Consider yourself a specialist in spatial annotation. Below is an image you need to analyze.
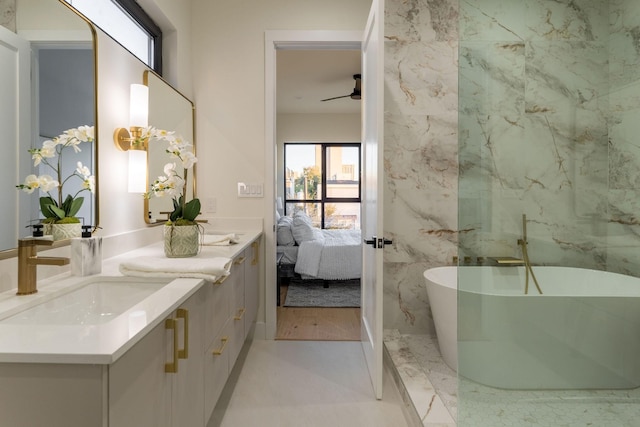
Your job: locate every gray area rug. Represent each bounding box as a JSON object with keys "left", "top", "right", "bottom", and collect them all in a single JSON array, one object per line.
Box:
[{"left": 284, "top": 279, "right": 360, "bottom": 308}]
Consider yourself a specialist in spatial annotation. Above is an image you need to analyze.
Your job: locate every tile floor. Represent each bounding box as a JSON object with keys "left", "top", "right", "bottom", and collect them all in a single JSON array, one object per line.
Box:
[
  {"left": 384, "top": 330, "right": 457, "bottom": 426},
  {"left": 385, "top": 331, "right": 640, "bottom": 427},
  {"left": 209, "top": 339, "right": 410, "bottom": 427}
]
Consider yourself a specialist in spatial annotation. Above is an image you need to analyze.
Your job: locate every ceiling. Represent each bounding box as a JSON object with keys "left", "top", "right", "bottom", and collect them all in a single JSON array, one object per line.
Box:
[{"left": 276, "top": 49, "right": 361, "bottom": 115}]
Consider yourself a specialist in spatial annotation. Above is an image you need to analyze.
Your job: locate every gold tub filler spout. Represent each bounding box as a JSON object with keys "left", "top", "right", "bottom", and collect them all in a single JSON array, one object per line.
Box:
[{"left": 517, "top": 214, "right": 543, "bottom": 295}]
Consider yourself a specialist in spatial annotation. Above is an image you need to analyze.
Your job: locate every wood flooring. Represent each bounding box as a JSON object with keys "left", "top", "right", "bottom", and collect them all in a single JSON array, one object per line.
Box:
[{"left": 276, "top": 284, "right": 361, "bottom": 341}]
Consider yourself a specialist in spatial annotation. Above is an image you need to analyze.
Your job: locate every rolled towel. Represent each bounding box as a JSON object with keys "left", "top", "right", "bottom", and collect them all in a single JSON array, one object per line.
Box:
[
  {"left": 202, "top": 233, "right": 239, "bottom": 246},
  {"left": 119, "top": 256, "right": 232, "bottom": 282}
]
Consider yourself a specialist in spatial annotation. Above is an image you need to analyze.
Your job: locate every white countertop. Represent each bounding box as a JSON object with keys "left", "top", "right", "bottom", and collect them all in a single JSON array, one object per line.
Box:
[{"left": 0, "top": 230, "right": 262, "bottom": 365}]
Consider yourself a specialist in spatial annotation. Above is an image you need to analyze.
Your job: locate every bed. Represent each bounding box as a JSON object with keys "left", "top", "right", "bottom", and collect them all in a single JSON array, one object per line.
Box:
[{"left": 276, "top": 211, "right": 362, "bottom": 281}]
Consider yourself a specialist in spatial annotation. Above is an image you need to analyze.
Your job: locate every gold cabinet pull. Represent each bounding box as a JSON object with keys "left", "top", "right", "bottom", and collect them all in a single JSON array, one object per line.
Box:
[
  {"left": 251, "top": 241, "right": 259, "bottom": 265},
  {"left": 212, "top": 337, "right": 229, "bottom": 356},
  {"left": 177, "top": 308, "right": 189, "bottom": 359},
  {"left": 234, "top": 256, "right": 246, "bottom": 265},
  {"left": 214, "top": 274, "right": 229, "bottom": 285},
  {"left": 165, "top": 318, "right": 178, "bottom": 373},
  {"left": 234, "top": 308, "right": 246, "bottom": 321}
]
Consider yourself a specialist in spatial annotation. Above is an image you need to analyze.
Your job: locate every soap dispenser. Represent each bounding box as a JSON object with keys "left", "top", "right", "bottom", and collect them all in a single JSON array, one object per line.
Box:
[{"left": 70, "top": 226, "right": 102, "bottom": 276}]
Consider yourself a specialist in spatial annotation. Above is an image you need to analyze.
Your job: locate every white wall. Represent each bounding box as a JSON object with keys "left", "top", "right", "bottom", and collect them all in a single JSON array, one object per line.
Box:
[{"left": 191, "top": 0, "right": 370, "bottom": 219}]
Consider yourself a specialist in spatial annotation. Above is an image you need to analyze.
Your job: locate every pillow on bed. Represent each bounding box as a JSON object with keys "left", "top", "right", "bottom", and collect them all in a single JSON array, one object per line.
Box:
[
  {"left": 291, "top": 213, "right": 323, "bottom": 244},
  {"left": 277, "top": 216, "right": 295, "bottom": 246},
  {"left": 294, "top": 210, "right": 312, "bottom": 225}
]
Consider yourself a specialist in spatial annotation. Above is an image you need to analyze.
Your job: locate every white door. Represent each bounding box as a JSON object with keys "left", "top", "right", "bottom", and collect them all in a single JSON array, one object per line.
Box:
[
  {"left": 361, "top": 0, "right": 385, "bottom": 400},
  {"left": 0, "top": 26, "right": 30, "bottom": 248}
]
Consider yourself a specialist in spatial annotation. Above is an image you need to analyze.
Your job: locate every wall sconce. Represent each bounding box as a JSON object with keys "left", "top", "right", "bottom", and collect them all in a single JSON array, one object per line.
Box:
[{"left": 113, "top": 84, "right": 149, "bottom": 193}]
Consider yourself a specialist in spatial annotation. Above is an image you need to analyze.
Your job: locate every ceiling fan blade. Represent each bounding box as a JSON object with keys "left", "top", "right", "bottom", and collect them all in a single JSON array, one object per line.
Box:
[{"left": 321, "top": 94, "right": 351, "bottom": 102}]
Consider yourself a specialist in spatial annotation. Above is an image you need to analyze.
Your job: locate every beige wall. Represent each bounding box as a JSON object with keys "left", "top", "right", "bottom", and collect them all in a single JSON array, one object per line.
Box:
[{"left": 191, "top": 0, "right": 370, "bottom": 219}]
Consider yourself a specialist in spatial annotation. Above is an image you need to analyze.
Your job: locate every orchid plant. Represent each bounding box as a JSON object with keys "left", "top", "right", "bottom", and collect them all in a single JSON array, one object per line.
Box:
[
  {"left": 17, "top": 125, "right": 95, "bottom": 224},
  {"left": 144, "top": 128, "right": 200, "bottom": 225}
]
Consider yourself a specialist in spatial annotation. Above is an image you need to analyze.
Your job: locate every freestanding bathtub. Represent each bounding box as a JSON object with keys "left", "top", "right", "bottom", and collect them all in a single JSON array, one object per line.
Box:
[{"left": 424, "top": 265, "right": 640, "bottom": 390}]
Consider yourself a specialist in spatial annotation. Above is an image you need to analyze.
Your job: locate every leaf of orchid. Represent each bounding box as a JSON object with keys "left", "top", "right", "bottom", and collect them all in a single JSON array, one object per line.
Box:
[
  {"left": 170, "top": 201, "right": 182, "bottom": 222},
  {"left": 39, "top": 197, "right": 57, "bottom": 219},
  {"left": 48, "top": 205, "right": 66, "bottom": 220},
  {"left": 183, "top": 198, "right": 201, "bottom": 222},
  {"left": 67, "top": 197, "right": 84, "bottom": 217}
]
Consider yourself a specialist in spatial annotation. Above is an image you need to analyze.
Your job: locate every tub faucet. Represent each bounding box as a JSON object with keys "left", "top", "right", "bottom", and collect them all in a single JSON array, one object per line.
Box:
[
  {"left": 17, "top": 238, "right": 70, "bottom": 295},
  {"left": 517, "top": 214, "right": 542, "bottom": 295}
]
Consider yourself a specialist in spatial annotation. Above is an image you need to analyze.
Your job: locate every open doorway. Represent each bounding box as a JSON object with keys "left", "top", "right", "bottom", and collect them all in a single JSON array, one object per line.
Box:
[{"left": 274, "top": 48, "right": 362, "bottom": 340}]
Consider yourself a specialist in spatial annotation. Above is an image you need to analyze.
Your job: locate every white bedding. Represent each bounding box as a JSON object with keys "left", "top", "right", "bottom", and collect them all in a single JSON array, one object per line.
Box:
[{"left": 294, "top": 229, "right": 362, "bottom": 280}]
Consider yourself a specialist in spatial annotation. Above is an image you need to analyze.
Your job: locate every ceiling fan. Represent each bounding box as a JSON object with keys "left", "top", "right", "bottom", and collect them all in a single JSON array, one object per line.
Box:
[{"left": 321, "top": 74, "right": 361, "bottom": 102}]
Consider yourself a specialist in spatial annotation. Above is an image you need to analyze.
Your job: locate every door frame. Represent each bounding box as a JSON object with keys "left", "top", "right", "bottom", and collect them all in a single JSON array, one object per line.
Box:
[{"left": 263, "top": 30, "right": 362, "bottom": 339}]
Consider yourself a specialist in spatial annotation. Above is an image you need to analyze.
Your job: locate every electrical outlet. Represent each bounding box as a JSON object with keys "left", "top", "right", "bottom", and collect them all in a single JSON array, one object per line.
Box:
[{"left": 204, "top": 197, "right": 216, "bottom": 213}]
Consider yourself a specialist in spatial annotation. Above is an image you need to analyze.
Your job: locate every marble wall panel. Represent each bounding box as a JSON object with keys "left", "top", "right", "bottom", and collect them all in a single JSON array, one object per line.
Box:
[
  {"left": 386, "top": 0, "right": 458, "bottom": 42},
  {"left": 384, "top": 0, "right": 640, "bottom": 335},
  {"left": 384, "top": 40, "right": 458, "bottom": 116},
  {"left": 383, "top": 0, "right": 459, "bottom": 334},
  {"left": 0, "top": 0, "right": 16, "bottom": 32},
  {"left": 609, "top": 0, "right": 640, "bottom": 88}
]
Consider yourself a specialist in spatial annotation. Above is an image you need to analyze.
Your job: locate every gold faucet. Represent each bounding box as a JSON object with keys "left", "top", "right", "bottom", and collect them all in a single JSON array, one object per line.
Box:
[
  {"left": 517, "top": 214, "right": 543, "bottom": 295},
  {"left": 17, "top": 238, "right": 70, "bottom": 295}
]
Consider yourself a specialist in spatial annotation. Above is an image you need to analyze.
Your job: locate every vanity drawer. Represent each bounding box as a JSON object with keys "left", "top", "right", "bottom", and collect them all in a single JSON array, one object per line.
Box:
[
  {"left": 204, "top": 319, "right": 232, "bottom": 421},
  {"left": 203, "top": 276, "right": 231, "bottom": 348}
]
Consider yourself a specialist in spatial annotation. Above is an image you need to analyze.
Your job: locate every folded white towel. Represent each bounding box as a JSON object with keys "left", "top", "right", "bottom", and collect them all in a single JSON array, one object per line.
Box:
[
  {"left": 119, "top": 256, "right": 233, "bottom": 282},
  {"left": 202, "top": 233, "right": 239, "bottom": 246}
]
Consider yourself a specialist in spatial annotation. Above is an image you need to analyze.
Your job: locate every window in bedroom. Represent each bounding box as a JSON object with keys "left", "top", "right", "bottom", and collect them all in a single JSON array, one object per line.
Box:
[
  {"left": 64, "top": 0, "right": 162, "bottom": 73},
  {"left": 284, "top": 143, "right": 361, "bottom": 230}
]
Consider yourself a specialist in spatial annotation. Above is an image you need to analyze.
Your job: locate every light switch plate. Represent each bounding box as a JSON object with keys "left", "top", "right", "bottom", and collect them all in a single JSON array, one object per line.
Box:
[{"left": 238, "top": 182, "right": 263, "bottom": 198}]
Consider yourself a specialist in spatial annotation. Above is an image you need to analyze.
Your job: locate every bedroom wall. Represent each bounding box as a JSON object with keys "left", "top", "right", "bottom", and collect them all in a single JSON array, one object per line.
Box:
[{"left": 276, "top": 113, "right": 361, "bottom": 202}]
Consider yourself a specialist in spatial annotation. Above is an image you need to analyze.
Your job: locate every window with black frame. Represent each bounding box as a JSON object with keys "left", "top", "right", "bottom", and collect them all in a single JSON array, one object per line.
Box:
[
  {"left": 64, "top": 0, "right": 162, "bottom": 74},
  {"left": 284, "top": 143, "right": 361, "bottom": 230}
]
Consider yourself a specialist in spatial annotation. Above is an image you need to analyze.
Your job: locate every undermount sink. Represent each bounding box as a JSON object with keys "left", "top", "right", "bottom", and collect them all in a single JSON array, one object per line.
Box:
[{"left": 1, "top": 278, "right": 172, "bottom": 325}]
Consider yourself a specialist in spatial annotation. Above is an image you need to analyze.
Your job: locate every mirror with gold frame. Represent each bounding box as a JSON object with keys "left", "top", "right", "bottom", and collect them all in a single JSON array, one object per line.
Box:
[
  {"left": 143, "top": 70, "right": 196, "bottom": 224},
  {"left": 0, "top": 0, "right": 98, "bottom": 257}
]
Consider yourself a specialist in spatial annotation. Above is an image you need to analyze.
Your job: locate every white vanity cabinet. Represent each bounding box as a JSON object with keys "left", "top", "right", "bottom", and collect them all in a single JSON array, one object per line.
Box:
[
  {"left": 203, "top": 237, "right": 261, "bottom": 421},
  {"left": 245, "top": 240, "right": 260, "bottom": 331},
  {"left": 109, "top": 284, "right": 205, "bottom": 427},
  {"left": 0, "top": 285, "right": 206, "bottom": 427},
  {"left": 0, "top": 233, "right": 262, "bottom": 427}
]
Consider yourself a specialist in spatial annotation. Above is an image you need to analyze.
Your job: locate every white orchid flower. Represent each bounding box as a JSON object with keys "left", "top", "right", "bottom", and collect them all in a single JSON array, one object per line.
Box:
[
  {"left": 75, "top": 125, "right": 94, "bottom": 142},
  {"left": 31, "top": 140, "right": 57, "bottom": 166},
  {"left": 181, "top": 151, "right": 197, "bottom": 169},
  {"left": 62, "top": 133, "right": 82, "bottom": 153},
  {"left": 164, "top": 174, "right": 184, "bottom": 197},
  {"left": 39, "top": 174, "right": 59, "bottom": 192},
  {"left": 18, "top": 125, "right": 95, "bottom": 221},
  {"left": 155, "top": 128, "right": 176, "bottom": 141},
  {"left": 163, "top": 162, "right": 178, "bottom": 176},
  {"left": 18, "top": 175, "right": 40, "bottom": 194},
  {"left": 18, "top": 174, "right": 59, "bottom": 193},
  {"left": 150, "top": 175, "right": 169, "bottom": 197},
  {"left": 76, "top": 161, "right": 91, "bottom": 178},
  {"left": 83, "top": 175, "right": 95, "bottom": 193}
]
